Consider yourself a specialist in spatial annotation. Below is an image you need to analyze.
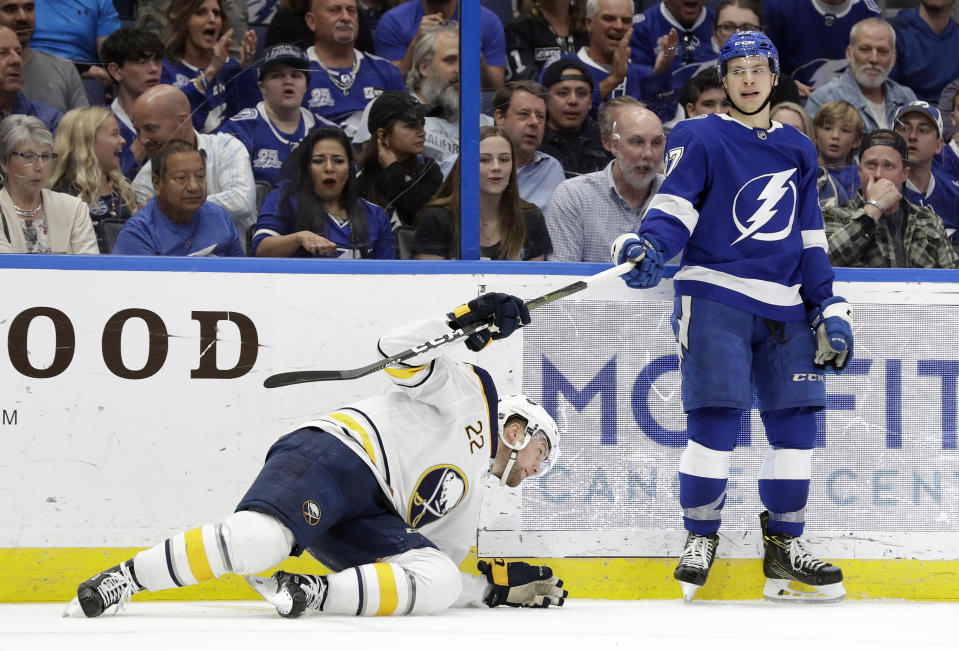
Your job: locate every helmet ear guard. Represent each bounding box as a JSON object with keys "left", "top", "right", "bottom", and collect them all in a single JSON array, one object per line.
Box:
[{"left": 496, "top": 394, "right": 561, "bottom": 486}]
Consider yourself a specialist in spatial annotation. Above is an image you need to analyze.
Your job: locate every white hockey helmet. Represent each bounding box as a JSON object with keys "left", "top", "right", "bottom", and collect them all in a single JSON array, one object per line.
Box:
[{"left": 497, "top": 394, "right": 560, "bottom": 485}]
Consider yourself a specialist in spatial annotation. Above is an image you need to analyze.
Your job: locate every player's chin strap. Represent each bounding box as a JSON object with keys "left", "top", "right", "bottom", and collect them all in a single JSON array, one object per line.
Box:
[
  {"left": 723, "top": 78, "right": 778, "bottom": 117},
  {"left": 498, "top": 431, "right": 533, "bottom": 486}
]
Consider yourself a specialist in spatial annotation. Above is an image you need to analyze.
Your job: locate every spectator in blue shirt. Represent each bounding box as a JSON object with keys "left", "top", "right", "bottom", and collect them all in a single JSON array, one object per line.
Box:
[
  {"left": 31, "top": 0, "right": 121, "bottom": 88},
  {"left": 114, "top": 138, "right": 244, "bottom": 256},
  {"left": 891, "top": 0, "right": 959, "bottom": 104},
  {"left": 375, "top": 0, "right": 506, "bottom": 89},
  {"left": 0, "top": 26, "right": 61, "bottom": 132},
  {"left": 252, "top": 126, "right": 394, "bottom": 258}
]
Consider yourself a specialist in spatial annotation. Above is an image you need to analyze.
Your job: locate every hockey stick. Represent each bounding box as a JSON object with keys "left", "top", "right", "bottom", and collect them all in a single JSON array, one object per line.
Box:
[{"left": 263, "top": 260, "right": 639, "bottom": 387}]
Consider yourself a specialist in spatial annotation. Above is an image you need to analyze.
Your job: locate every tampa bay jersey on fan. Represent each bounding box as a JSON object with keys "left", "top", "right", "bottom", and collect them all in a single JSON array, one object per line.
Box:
[
  {"left": 304, "top": 47, "right": 406, "bottom": 135},
  {"left": 639, "top": 112, "right": 834, "bottom": 321},
  {"left": 764, "top": 0, "right": 881, "bottom": 88},
  {"left": 629, "top": 2, "right": 717, "bottom": 94},
  {"left": 220, "top": 102, "right": 337, "bottom": 186},
  {"left": 299, "top": 317, "right": 498, "bottom": 566}
]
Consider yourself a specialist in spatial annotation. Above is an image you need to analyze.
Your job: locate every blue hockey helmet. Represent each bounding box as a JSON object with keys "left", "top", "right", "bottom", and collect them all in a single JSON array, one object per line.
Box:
[{"left": 718, "top": 30, "right": 780, "bottom": 78}]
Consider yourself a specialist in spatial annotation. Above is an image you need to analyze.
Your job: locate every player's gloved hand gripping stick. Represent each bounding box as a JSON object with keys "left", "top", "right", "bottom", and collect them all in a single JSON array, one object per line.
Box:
[
  {"left": 263, "top": 261, "right": 639, "bottom": 387},
  {"left": 477, "top": 559, "right": 567, "bottom": 608}
]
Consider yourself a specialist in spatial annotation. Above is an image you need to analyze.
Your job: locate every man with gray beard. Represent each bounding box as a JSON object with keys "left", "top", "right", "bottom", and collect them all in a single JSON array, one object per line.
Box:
[
  {"left": 806, "top": 17, "right": 916, "bottom": 132},
  {"left": 545, "top": 97, "right": 666, "bottom": 262},
  {"left": 353, "top": 26, "right": 492, "bottom": 160}
]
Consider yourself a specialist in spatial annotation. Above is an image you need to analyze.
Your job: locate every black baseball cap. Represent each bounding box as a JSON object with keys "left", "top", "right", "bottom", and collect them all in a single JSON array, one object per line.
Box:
[
  {"left": 540, "top": 58, "right": 595, "bottom": 92},
  {"left": 368, "top": 91, "right": 440, "bottom": 133},
  {"left": 859, "top": 128, "right": 909, "bottom": 161},
  {"left": 258, "top": 44, "right": 309, "bottom": 80}
]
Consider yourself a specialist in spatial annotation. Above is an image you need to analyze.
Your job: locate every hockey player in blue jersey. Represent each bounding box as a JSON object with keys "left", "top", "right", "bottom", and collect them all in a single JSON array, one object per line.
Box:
[{"left": 612, "top": 31, "right": 855, "bottom": 603}]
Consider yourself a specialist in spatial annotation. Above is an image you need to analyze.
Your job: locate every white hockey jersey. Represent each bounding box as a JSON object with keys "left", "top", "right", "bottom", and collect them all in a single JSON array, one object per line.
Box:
[{"left": 299, "top": 317, "right": 499, "bottom": 567}]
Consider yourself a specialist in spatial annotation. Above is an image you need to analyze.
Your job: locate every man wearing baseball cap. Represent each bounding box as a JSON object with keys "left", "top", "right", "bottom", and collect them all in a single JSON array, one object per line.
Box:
[
  {"left": 538, "top": 58, "right": 611, "bottom": 179},
  {"left": 893, "top": 100, "right": 959, "bottom": 239},
  {"left": 220, "top": 44, "right": 337, "bottom": 188},
  {"left": 823, "top": 128, "right": 959, "bottom": 268}
]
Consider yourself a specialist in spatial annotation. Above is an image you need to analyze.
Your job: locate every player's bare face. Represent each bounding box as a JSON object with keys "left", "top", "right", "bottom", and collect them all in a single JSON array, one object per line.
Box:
[
  {"left": 723, "top": 56, "right": 773, "bottom": 114},
  {"left": 497, "top": 90, "right": 546, "bottom": 160},
  {"left": 847, "top": 24, "right": 894, "bottom": 90},
  {"left": 815, "top": 120, "right": 860, "bottom": 166},
  {"left": 187, "top": 0, "right": 222, "bottom": 52},
  {"left": 310, "top": 0, "right": 358, "bottom": 45},
  {"left": 547, "top": 79, "right": 592, "bottom": 130},
  {"left": 504, "top": 434, "right": 551, "bottom": 487},
  {"left": 386, "top": 118, "right": 426, "bottom": 157},
  {"left": 260, "top": 67, "right": 308, "bottom": 112},
  {"left": 478, "top": 135, "right": 512, "bottom": 197},
  {"left": 894, "top": 113, "right": 942, "bottom": 166},
  {"left": 586, "top": 0, "right": 633, "bottom": 58},
  {"left": 859, "top": 145, "right": 908, "bottom": 191},
  {"left": 310, "top": 138, "right": 350, "bottom": 204}
]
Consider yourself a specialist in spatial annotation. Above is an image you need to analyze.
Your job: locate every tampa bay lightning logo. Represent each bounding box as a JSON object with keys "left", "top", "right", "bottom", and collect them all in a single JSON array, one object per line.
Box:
[
  {"left": 408, "top": 465, "right": 468, "bottom": 528},
  {"left": 731, "top": 168, "right": 797, "bottom": 244}
]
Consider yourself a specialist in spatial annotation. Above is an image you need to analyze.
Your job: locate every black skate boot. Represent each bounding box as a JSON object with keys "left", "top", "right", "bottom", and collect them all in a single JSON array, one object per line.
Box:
[
  {"left": 247, "top": 571, "right": 328, "bottom": 618},
  {"left": 64, "top": 559, "right": 143, "bottom": 617},
  {"left": 673, "top": 531, "right": 719, "bottom": 602},
  {"left": 760, "top": 510, "right": 845, "bottom": 603}
]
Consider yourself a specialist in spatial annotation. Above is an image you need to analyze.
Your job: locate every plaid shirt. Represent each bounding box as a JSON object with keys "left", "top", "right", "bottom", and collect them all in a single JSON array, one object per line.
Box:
[{"left": 823, "top": 195, "right": 959, "bottom": 269}]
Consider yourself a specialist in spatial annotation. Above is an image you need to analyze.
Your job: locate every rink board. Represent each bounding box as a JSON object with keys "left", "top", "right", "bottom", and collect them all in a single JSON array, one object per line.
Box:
[{"left": 0, "top": 258, "right": 957, "bottom": 601}]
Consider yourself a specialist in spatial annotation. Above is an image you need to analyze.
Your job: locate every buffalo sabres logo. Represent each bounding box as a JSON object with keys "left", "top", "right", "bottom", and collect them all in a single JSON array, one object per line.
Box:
[
  {"left": 302, "top": 500, "right": 321, "bottom": 526},
  {"left": 408, "top": 465, "right": 468, "bottom": 528},
  {"left": 731, "top": 168, "right": 797, "bottom": 244}
]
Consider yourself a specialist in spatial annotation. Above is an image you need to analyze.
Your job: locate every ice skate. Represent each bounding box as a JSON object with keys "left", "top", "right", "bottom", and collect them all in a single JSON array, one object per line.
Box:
[
  {"left": 247, "top": 571, "right": 328, "bottom": 618},
  {"left": 760, "top": 511, "right": 845, "bottom": 603},
  {"left": 673, "top": 531, "right": 719, "bottom": 602},
  {"left": 63, "top": 560, "right": 143, "bottom": 617}
]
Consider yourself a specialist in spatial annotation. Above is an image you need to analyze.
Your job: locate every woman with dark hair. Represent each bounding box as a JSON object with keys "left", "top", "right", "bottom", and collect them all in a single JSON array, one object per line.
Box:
[
  {"left": 252, "top": 127, "right": 395, "bottom": 258},
  {"left": 161, "top": 0, "right": 259, "bottom": 133},
  {"left": 357, "top": 91, "right": 442, "bottom": 229},
  {"left": 413, "top": 126, "right": 551, "bottom": 261},
  {"left": 505, "top": 0, "right": 588, "bottom": 82}
]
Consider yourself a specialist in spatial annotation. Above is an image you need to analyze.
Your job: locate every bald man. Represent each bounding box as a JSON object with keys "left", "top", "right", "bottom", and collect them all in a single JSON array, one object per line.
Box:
[
  {"left": 546, "top": 97, "right": 666, "bottom": 262},
  {"left": 0, "top": 25, "right": 61, "bottom": 132},
  {"left": 130, "top": 84, "right": 256, "bottom": 252}
]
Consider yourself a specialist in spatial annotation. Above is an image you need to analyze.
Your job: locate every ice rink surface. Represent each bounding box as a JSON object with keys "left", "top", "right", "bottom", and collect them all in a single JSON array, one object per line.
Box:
[{"left": 2, "top": 599, "right": 956, "bottom": 651}]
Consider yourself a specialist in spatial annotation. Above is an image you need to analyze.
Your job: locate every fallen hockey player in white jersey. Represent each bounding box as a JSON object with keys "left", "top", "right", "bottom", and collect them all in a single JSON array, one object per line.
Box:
[{"left": 65, "top": 292, "right": 567, "bottom": 618}]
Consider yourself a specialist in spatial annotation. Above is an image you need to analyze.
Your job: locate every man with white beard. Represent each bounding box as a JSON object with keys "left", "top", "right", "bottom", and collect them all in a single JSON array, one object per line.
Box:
[
  {"left": 545, "top": 97, "right": 666, "bottom": 262},
  {"left": 352, "top": 26, "right": 492, "bottom": 161},
  {"left": 806, "top": 17, "right": 917, "bottom": 133}
]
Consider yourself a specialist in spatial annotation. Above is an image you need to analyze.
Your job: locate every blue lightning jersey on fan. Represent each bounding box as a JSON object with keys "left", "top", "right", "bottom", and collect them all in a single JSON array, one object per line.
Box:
[
  {"left": 162, "top": 58, "right": 259, "bottom": 133},
  {"left": 765, "top": 0, "right": 880, "bottom": 89},
  {"left": 639, "top": 114, "right": 834, "bottom": 321},
  {"left": 303, "top": 47, "right": 406, "bottom": 134},
  {"left": 219, "top": 102, "right": 336, "bottom": 186},
  {"left": 561, "top": 49, "right": 674, "bottom": 123},
  {"left": 934, "top": 140, "right": 959, "bottom": 184},
  {"left": 629, "top": 3, "right": 717, "bottom": 93},
  {"left": 903, "top": 169, "right": 959, "bottom": 236}
]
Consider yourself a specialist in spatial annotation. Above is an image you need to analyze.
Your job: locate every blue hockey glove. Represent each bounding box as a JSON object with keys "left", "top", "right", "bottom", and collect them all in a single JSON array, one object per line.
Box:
[
  {"left": 610, "top": 233, "right": 665, "bottom": 289},
  {"left": 808, "top": 296, "right": 854, "bottom": 372},
  {"left": 477, "top": 559, "right": 567, "bottom": 608},
  {"left": 449, "top": 293, "right": 531, "bottom": 352}
]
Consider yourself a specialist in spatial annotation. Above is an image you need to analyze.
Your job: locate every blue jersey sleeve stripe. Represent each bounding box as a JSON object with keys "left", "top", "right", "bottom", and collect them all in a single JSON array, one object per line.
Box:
[
  {"left": 674, "top": 265, "right": 803, "bottom": 307},
  {"left": 801, "top": 229, "right": 827, "bottom": 250}
]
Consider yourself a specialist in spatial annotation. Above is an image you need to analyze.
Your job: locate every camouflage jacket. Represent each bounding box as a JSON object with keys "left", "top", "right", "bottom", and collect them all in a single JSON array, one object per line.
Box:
[{"left": 822, "top": 195, "right": 959, "bottom": 269}]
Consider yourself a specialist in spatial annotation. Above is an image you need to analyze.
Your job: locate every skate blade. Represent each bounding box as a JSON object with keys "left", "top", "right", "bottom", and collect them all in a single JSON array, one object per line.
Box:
[
  {"left": 245, "top": 574, "right": 294, "bottom": 615},
  {"left": 763, "top": 578, "right": 846, "bottom": 604},
  {"left": 679, "top": 581, "right": 701, "bottom": 603},
  {"left": 62, "top": 597, "right": 82, "bottom": 618}
]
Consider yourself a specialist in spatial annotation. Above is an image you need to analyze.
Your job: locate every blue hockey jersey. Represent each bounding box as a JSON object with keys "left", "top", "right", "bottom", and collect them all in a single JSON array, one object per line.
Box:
[
  {"left": 219, "top": 102, "right": 336, "bottom": 186},
  {"left": 765, "top": 0, "right": 880, "bottom": 89},
  {"left": 891, "top": 9, "right": 959, "bottom": 103},
  {"left": 629, "top": 2, "right": 716, "bottom": 93},
  {"left": 639, "top": 114, "right": 834, "bottom": 321},
  {"left": 303, "top": 47, "right": 407, "bottom": 135},
  {"left": 162, "top": 58, "right": 259, "bottom": 133},
  {"left": 933, "top": 140, "right": 959, "bottom": 183},
  {"left": 563, "top": 49, "right": 674, "bottom": 123},
  {"left": 903, "top": 169, "right": 959, "bottom": 236}
]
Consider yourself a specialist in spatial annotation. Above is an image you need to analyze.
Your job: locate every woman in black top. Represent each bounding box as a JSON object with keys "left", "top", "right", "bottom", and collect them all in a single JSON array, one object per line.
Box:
[
  {"left": 505, "top": 0, "right": 588, "bottom": 81},
  {"left": 413, "top": 126, "right": 551, "bottom": 261},
  {"left": 357, "top": 91, "right": 442, "bottom": 230}
]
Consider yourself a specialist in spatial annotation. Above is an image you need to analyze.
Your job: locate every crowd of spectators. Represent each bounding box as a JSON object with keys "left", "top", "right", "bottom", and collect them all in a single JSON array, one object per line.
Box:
[{"left": 0, "top": 0, "right": 957, "bottom": 269}]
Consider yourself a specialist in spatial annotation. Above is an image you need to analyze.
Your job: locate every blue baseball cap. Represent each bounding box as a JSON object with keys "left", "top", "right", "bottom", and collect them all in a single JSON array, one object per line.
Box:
[
  {"left": 895, "top": 100, "right": 944, "bottom": 138},
  {"left": 258, "top": 44, "right": 309, "bottom": 80}
]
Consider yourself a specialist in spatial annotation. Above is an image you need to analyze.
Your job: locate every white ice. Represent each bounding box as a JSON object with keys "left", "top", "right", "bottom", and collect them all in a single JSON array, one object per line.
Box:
[{"left": 2, "top": 599, "right": 956, "bottom": 651}]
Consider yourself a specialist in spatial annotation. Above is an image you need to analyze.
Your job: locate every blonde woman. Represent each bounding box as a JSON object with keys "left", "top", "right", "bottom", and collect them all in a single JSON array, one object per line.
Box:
[{"left": 48, "top": 108, "right": 139, "bottom": 253}]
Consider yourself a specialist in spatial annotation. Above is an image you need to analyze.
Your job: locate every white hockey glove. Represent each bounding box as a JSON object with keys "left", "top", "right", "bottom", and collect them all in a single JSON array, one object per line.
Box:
[
  {"left": 808, "top": 296, "right": 854, "bottom": 372},
  {"left": 477, "top": 559, "right": 567, "bottom": 608}
]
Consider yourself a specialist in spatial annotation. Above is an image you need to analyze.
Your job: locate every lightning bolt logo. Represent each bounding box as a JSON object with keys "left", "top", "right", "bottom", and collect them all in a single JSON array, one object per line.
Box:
[{"left": 731, "top": 168, "right": 797, "bottom": 244}]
